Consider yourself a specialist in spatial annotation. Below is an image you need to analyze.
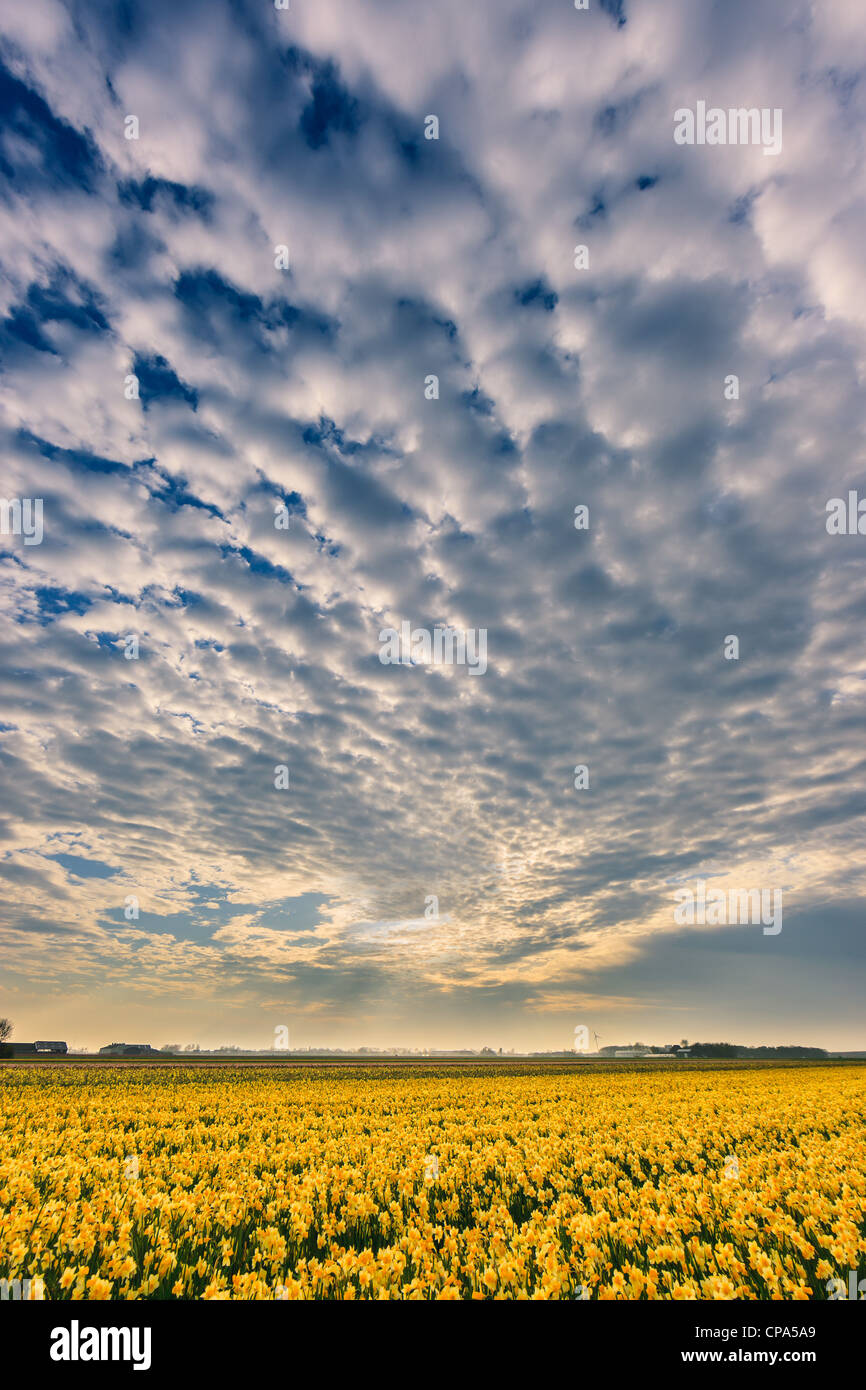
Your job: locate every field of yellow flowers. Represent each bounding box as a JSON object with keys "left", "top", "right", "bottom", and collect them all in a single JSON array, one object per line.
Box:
[{"left": 1, "top": 1062, "right": 864, "bottom": 1300}]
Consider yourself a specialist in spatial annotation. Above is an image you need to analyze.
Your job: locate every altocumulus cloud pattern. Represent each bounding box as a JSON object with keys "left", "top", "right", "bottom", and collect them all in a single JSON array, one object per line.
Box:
[{"left": 0, "top": 0, "right": 865, "bottom": 1049}]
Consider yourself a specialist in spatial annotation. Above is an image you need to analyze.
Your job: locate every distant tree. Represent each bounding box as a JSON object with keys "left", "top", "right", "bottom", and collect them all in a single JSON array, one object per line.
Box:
[
  {"left": 0, "top": 1018, "right": 12, "bottom": 1042},
  {"left": 690, "top": 1042, "right": 739, "bottom": 1058},
  {"left": 740, "top": 1044, "right": 827, "bottom": 1059}
]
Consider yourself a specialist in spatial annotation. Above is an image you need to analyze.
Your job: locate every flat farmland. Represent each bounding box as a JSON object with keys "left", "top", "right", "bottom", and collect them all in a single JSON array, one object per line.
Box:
[{"left": 1, "top": 1062, "right": 863, "bottom": 1300}]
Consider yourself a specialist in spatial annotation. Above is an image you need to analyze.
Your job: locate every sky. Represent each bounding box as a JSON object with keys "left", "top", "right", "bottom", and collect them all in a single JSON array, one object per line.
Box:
[{"left": 0, "top": 0, "right": 864, "bottom": 1052}]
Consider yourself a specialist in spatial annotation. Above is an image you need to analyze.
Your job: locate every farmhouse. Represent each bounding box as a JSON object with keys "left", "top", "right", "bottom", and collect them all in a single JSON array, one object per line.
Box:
[{"left": 6, "top": 1040, "right": 67, "bottom": 1056}]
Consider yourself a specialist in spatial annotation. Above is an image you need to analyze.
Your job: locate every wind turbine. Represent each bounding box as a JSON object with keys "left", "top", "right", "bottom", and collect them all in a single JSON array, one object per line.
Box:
[{"left": 593, "top": 1032, "right": 601, "bottom": 1053}]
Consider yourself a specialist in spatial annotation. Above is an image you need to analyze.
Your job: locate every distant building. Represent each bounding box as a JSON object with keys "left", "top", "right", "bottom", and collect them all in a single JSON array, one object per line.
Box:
[
  {"left": 602, "top": 1042, "right": 691, "bottom": 1059},
  {"left": 34, "top": 1041, "right": 67, "bottom": 1054},
  {"left": 98, "top": 1043, "right": 161, "bottom": 1057},
  {"left": 5, "top": 1041, "right": 67, "bottom": 1056}
]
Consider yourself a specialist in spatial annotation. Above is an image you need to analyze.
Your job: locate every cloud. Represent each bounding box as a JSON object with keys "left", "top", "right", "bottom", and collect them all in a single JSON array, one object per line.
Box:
[{"left": 0, "top": 0, "right": 864, "bottom": 1048}]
